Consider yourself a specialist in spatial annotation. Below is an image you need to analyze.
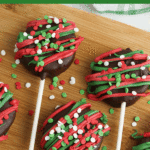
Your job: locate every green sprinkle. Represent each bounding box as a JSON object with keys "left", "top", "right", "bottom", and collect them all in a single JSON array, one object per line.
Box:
[
  {"left": 61, "top": 141, "right": 66, "bottom": 147},
  {"left": 67, "top": 119, "right": 72, "bottom": 124},
  {"left": 104, "top": 131, "right": 110, "bottom": 136},
  {"left": 49, "top": 134, "right": 54, "bottom": 138},
  {"left": 134, "top": 116, "right": 140, "bottom": 122},
  {"left": 98, "top": 130, "right": 104, "bottom": 136},
  {"left": 39, "top": 25, "right": 43, "bottom": 28},
  {"left": 54, "top": 44, "right": 58, "bottom": 49},
  {"left": 68, "top": 136, "right": 73, "bottom": 140},
  {"left": 52, "top": 147, "right": 57, "bottom": 150},
  {"left": 98, "top": 61, "right": 103, "bottom": 65},
  {"left": 116, "top": 82, "right": 120, "bottom": 87},
  {"left": 37, "top": 61, "right": 44, "bottom": 67},
  {"left": 70, "top": 39, "right": 75, "bottom": 42},
  {"left": 108, "top": 74, "right": 112, "bottom": 79},
  {"left": 37, "top": 43, "right": 41, "bottom": 49},
  {"left": 61, "top": 124, "right": 65, "bottom": 129},
  {"left": 81, "top": 98, "right": 86, "bottom": 103},
  {"left": 37, "top": 18, "right": 41, "bottom": 20},
  {"left": 131, "top": 73, "right": 136, "bottom": 78},
  {"left": 102, "top": 146, "right": 107, "bottom": 150},
  {"left": 63, "top": 18, "right": 67, "bottom": 23},
  {"left": 50, "top": 43, "right": 54, "bottom": 48},
  {"left": 125, "top": 74, "right": 130, "bottom": 79},
  {"left": 18, "top": 38, "right": 23, "bottom": 43},
  {"left": 12, "top": 63, "right": 17, "bottom": 68},
  {"left": 42, "top": 32, "right": 46, "bottom": 37},
  {"left": 62, "top": 92, "right": 67, "bottom": 98},
  {"left": 108, "top": 82, "right": 112, "bottom": 86},
  {"left": 59, "top": 46, "right": 64, "bottom": 52},
  {"left": 47, "top": 19, "right": 52, "bottom": 24},
  {"left": 52, "top": 82, "right": 57, "bottom": 87},
  {"left": 86, "top": 137, "right": 90, "bottom": 141},
  {"left": 70, "top": 46, "right": 75, "bottom": 49},
  {"left": 64, "top": 115, "right": 70, "bottom": 120},
  {"left": 48, "top": 118, "right": 53, "bottom": 123},
  {"left": 88, "top": 146, "right": 94, "bottom": 150},
  {"left": 44, "top": 15, "right": 49, "bottom": 20},
  {"left": 109, "top": 108, "right": 114, "bottom": 114},
  {"left": 100, "top": 113, "right": 108, "bottom": 124},
  {"left": 46, "top": 33, "right": 52, "bottom": 39},
  {"left": 107, "top": 91, "right": 112, "bottom": 95},
  {"left": 113, "top": 67, "right": 118, "bottom": 70},
  {"left": 53, "top": 76, "right": 58, "bottom": 82},
  {"left": 80, "top": 89, "right": 85, "bottom": 95},
  {"left": 11, "top": 74, "right": 17, "bottom": 79},
  {"left": 147, "top": 101, "right": 150, "bottom": 104},
  {"left": 125, "top": 87, "right": 129, "bottom": 93},
  {"left": 42, "top": 41, "right": 46, "bottom": 46}
]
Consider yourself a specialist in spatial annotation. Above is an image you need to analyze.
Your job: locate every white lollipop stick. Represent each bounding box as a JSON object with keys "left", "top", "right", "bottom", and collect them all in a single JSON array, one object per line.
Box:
[
  {"left": 29, "top": 79, "right": 45, "bottom": 150},
  {"left": 116, "top": 102, "right": 126, "bottom": 150}
]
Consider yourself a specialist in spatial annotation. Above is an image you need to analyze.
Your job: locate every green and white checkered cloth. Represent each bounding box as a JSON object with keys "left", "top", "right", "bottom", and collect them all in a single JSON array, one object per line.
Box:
[{"left": 85, "top": 4, "right": 150, "bottom": 15}]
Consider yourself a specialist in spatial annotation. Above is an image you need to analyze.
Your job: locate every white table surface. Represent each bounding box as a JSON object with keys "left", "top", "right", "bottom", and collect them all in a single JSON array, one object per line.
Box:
[{"left": 64, "top": 4, "right": 150, "bottom": 32}]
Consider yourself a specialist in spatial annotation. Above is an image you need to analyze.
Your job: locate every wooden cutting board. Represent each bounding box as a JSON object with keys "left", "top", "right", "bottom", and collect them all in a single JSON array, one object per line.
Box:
[{"left": 0, "top": 4, "right": 150, "bottom": 150}]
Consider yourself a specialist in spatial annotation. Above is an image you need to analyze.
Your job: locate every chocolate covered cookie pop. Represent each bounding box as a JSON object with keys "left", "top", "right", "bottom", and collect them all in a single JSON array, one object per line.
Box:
[
  {"left": 15, "top": 16, "right": 84, "bottom": 80},
  {"left": 0, "top": 82, "right": 19, "bottom": 141},
  {"left": 40, "top": 99, "right": 111, "bottom": 150},
  {"left": 85, "top": 48, "right": 150, "bottom": 108},
  {"left": 132, "top": 130, "right": 150, "bottom": 150}
]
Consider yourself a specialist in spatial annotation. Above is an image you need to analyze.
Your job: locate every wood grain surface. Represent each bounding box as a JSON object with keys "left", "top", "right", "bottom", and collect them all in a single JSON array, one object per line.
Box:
[{"left": 0, "top": 4, "right": 150, "bottom": 150}]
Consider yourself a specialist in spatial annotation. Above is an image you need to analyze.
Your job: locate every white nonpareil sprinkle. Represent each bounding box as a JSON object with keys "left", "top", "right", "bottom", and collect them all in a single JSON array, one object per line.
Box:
[
  {"left": 1, "top": 50, "right": 6, "bottom": 56},
  {"left": 118, "top": 61, "right": 122, "bottom": 67},
  {"left": 61, "top": 130, "right": 65, "bottom": 134},
  {"left": 73, "top": 133, "right": 78, "bottom": 138},
  {"left": 58, "top": 121, "right": 63, "bottom": 125},
  {"left": 58, "top": 136, "right": 62, "bottom": 139},
  {"left": 45, "top": 46, "right": 48, "bottom": 49},
  {"left": 25, "top": 82, "right": 31, "bottom": 88},
  {"left": 58, "top": 86, "right": 63, "bottom": 90},
  {"left": 49, "top": 16, "right": 53, "bottom": 18},
  {"left": 37, "top": 49, "right": 42, "bottom": 54},
  {"left": 46, "top": 24, "right": 51, "bottom": 29},
  {"left": 55, "top": 127, "right": 61, "bottom": 133},
  {"left": 69, "top": 124, "right": 73, "bottom": 129},
  {"left": 58, "top": 59, "right": 63, "bottom": 64},
  {"left": 104, "top": 61, "right": 109, "bottom": 66},
  {"left": 94, "top": 146, "right": 97, "bottom": 148},
  {"left": 54, "top": 17, "right": 59, "bottom": 24},
  {"left": 15, "top": 44, "right": 17, "bottom": 48},
  {"left": 132, "top": 91, "right": 137, "bottom": 95},
  {"left": 77, "top": 108, "right": 82, "bottom": 113},
  {"left": 4, "top": 87, "right": 7, "bottom": 93},
  {"left": 73, "top": 125, "right": 78, "bottom": 131},
  {"left": 70, "top": 80, "right": 75, "bottom": 85},
  {"left": 74, "top": 139, "right": 79, "bottom": 143},
  {"left": 71, "top": 77, "right": 75, "bottom": 81},
  {"left": 131, "top": 61, "right": 135, "bottom": 66},
  {"left": 52, "top": 33, "right": 56, "bottom": 38},
  {"left": 14, "top": 47, "right": 18, "bottom": 53},
  {"left": 132, "top": 122, "right": 137, "bottom": 127},
  {"left": 147, "top": 56, "right": 150, "bottom": 60},
  {"left": 74, "top": 113, "right": 79, "bottom": 118},
  {"left": 142, "top": 75, "right": 146, "bottom": 79},
  {"left": 34, "top": 39, "right": 39, "bottom": 44},
  {"left": 98, "top": 124, "right": 103, "bottom": 130},
  {"left": 91, "top": 137, "right": 96, "bottom": 143},
  {"left": 15, "top": 59, "right": 20, "bottom": 64},
  {"left": 56, "top": 28, "right": 59, "bottom": 31},
  {"left": 120, "top": 55, "right": 125, "bottom": 59},
  {"left": 104, "top": 124, "right": 109, "bottom": 129},
  {"left": 78, "top": 129, "right": 83, "bottom": 134},
  {"left": 55, "top": 105, "right": 60, "bottom": 109},
  {"left": 45, "top": 136, "right": 50, "bottom": 141},
  {"left": 140, "top": 66, "right": 145, "bottom": 70},
  {"left": 74, "top": 28, "right": 79, "bottom": 32},
  {"left": 50, "top": 129, "right": 54, "bottom": 135},
  {"left": 49, "top": 95, "right": 55, "bottom": 100},
  {"left": 28, "top": 36, "right": 33, "bottom": 39},
  {"left": 70, "top": 77, "right": 76, "bottom": 85},
  {"left": 23, "top": 32, "right": 28, "bottom": 36}
]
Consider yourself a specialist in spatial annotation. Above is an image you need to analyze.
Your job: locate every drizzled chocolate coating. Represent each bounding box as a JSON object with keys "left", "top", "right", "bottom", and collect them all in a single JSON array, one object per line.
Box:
[
  {"left": 42, "top": 104, "right": 104, "bottom": 150},
  {"left": 0, "top": 92, "right": 16, "bottom": 137},
  {"left": 19, "top": 23, "right": 76, "bottom": 80},
  {"left": 91, "top": 48, "right": 149, "bottom": 107}
]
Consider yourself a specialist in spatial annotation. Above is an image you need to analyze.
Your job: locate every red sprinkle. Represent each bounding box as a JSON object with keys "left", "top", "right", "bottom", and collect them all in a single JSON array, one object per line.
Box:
[
  {"left": 49, "top": 85, "right": 54, "bottom": 90},
  {"left": 28, "top": 110, "right": 34, "bottom": 116},
  {"left": 0, "top": 58, "right": 2, "bottom": 62},
  {"left": 60, "top": 80, "right": 65, "bottom": 85},
  {"left": 34, "top": 56, "right": 39, "bottom": 61},
  {"left": 30, "top": 31, "right": 35, "bottom": 36},
  {"left": 74, "top": 59, "right": 79, "bottom": 64},
  {"left": 33, "top": 26, "right": 38, "bottom": 30},
  {"left": 15, "top": 82, "right": 21, "bottom": 90}
]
